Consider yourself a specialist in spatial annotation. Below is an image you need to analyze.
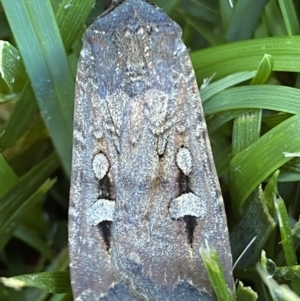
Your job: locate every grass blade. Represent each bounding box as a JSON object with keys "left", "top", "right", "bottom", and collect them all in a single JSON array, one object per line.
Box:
[
  {"left": 229, "top": 114, "right": 300, "bottom": 210},
  {"left": 2, "top": 0, "right": 74, "bottom": 174},
  {"left": 191, "top": 36, "right": 300, "bottom": 82}
]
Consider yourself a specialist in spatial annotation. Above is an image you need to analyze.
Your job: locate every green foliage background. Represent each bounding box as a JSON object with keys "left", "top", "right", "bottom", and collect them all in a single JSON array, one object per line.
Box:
[{"left": 0, "top": 0, "right": 300, "bottom": 300}]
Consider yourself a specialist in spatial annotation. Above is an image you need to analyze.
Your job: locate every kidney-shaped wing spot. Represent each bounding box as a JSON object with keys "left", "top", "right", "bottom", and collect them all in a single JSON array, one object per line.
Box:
[
  {"left": 92, "top": 152, "right": 110, "bottom": 180},
  {"left": 169, "top": 147, "right": 207, "bottom": 246},
  {"left": 90, "top": 152, "right": 116, "bottom": 251},
  {"left": 176, "top": 147, "right": 192, "bottom": 176}
]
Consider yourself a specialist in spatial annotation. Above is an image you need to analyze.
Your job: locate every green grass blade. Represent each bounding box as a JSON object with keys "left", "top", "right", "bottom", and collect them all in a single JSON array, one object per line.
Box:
[
  {"left": 264, "top": 0, "right": 288, "bottom": 36},
  {"left": 207, "top": 109, "right": 249, "bottom": 134},
  {"left": 200, "top": 71, "right": 256, "bottom": 102},
  {"left": 2, "top": 0, "right": 74, "bottom": 174},
  {"left": 199, "top": 246, "right": 232, "bottom": 301},
  {"left": 48, "top": 293, "right": 72, "bottom": 301},
  {"left": 263, "top": 113, "right": 292, "bottom": 129},
  {"left": 232, "top": 53, "right": 270, "bottom": 156},
  {"left": 0, "top": 271, "right": 71, "bottom": 294},
  {"left": 280, "top": 158, "right": 300, "bottom": 182},
  {"left": 14, "top": 225, "right": 54, "bottom": 260},
  {"left": 0, "top": 153, "right": 59, "bottom": 250},
  {"left": 261, "top": 170, "right": 279, "bottom": 217},
  {"left": 0, "top": 178, "right": 56, "bottom": 251},
  {"left": 56, "top": 0, "right": 96, "bottom": 50},
  {"left": 236, "top": 282, "right": 258, "bottom": 301},
  {"left": 250, "top": 54, "right": 274, "bottom": 84},
  {"left": 232, "top": 110, "right": 261, "bottom": 155},
  {"left": 275, "top": 194, "right": 300, "bottom": 294},
  {"left": 230, "top": 190, "right": 276, "bottom": 266},
  {"left": 219, "top": 0, "right": 233, "bottom": 32},
  {"left": 154, "top": 0, "right": 181, "bottom": 14},
  {"left": 0, "top": 0, "right": 96, "bottom": 151},
  {"left": 275, "top": 197, "right": 297, "bottom": 266},
  {"left": 0, "top": 84, "right": 38, "bottom": 149},
  {"left": 275, "top": 266, "right": 300, "bottom": 281},
  {"left": 191, "top": 36, "right": 300, "bottom": 82},
  {"left": 226, "top": 0, "right": 268, "bottom": 41},
  {"left": 0, "top": 154, "right": 18, "bottom": 197},
  {"left": 257, "top": 264, "right": 300, "bottom": 301},
  {"left": 179, "top": 0, "right": 219, "bottom": 23},
  {"left": 0, "top": 41, "right": 26, "bottom": 92},
  {"left": 184, "top": 15, "right": 225, "bottom": 46},
  {"left": 277, "top": 0, "right": 300, "bottom": 36},
  {"left": 229, "top": 114, "right": 300, "bottom": 210},
  {"left": 204, "top": 85, "right": 300, "bottom": 116}
]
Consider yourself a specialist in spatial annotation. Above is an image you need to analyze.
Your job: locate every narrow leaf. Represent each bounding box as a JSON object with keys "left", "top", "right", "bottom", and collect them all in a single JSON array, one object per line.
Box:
[
  {"left": 2, "top": 1, "right": 74, "bottom": 174},
  {"left": 0, "top": 41, "right": 26, "bottom": 92},
  {"left": 0, "top": 153, "right": 59, "bottom": 250},
  {"left": 191, "top": 36, "right": 300, "bottom": 82},
  {"left": 199, "top": 246, "right": 232, "bottom": 301},
  {"left": 229, "top": 114, "right": 300, "bottom": 210},
  {"left": 0, "top": 271, "right": 71, "bottom": 294}
]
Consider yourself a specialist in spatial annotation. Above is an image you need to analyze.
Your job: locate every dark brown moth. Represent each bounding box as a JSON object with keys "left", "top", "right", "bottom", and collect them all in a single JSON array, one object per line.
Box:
[{"left": 69, "top": 0, "right": 232, "bottom": 300}]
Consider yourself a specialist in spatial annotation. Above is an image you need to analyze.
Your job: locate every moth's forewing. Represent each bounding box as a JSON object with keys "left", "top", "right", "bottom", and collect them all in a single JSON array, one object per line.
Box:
[
  {"left": 69, "top": 1, "right": 232, "bottom": 300},
  {"left": 69, "top": 15, "right": 135, "bottom": 300}
]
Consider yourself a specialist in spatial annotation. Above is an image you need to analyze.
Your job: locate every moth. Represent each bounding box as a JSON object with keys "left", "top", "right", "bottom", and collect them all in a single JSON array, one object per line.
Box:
[{"left": 69, "top": 0, "right": 232, "bottom": 300}]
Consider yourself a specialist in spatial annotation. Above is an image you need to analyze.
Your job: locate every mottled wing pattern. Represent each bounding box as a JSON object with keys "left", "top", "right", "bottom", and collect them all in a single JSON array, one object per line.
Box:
[{"left": 69, "top": 1, "right": 232, "bottom": 300}]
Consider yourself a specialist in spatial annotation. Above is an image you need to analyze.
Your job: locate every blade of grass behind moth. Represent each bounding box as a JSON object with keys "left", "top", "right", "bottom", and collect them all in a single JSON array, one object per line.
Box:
[
  {"left": 226, "top": 0, "right": 268, "bottom": 41},
  {"left": 28, "top": 247, "right": 71, "bottom": 300},
  {"left": 199, "top": 246, "right": 232, "bottom": 301},
  {"left": 230, "top": 189, "right": 276, "bottom": 267},
  {"left": 235, "top": 281, "right": 258, "bottom": 301},
  {"left": 278, "top": 178, "right": 300, "bottom": 216},
  {"left": 0, "top": 0, "right": 96, "bottom": 151},
  {"left": 191, "top": 36, "right": 300, "bottom": 82},
  {"left": 264, "top": 0, "right": 288, "bottom": 36},
  {"left": 262, "top": 113, "right": 292, "bottom": 129},
  {"left": 48, "top": 293, "right": 73, "bottom": 301},
  {"left": 279, "top": 160, "right": 300, "bottom": 182},
  {"left": 0, "top": 41, "right": 27, "bottom": 92},
  {"left": 183, "top": 14, "right": 226, "bottom": 46},
  {"left": 56, "top": 0, "right": 96, "bottom": 50},
  {"left": 200, "top": 71, "right": 256, "bottom": 102},
  {"left": 0, "top": 153, "right": 59, "bottom": 251},
  {"left": 277, "top": 0, "right": 300, "bottom": 36},
  {"left": 231, "top": 53, "right": 272, "bottom": 219},
  {"left": 0, "top": 154, "right": 18, "bottom": 197},
  {"left": 229, "top": 114, "right": 300, "bottom": 211},
  {"left": 219, "top": 0, "right": 233, "bottom": 33},
  {"left": 232, "top": 110, "right": 261, "bottom": 156},
  {"left": 203, "top": 85, "right": 300, "bottom": 116},
  {"left": 153, "top": 0, "right": 181, "bottom": 14},
  {"left": 257, "top": 264, "right": 300, "bottom": 301},
  {"left": 0, "top": 178, "right": 56, "bottom": 253},
  {"left": 228, "top": 59, "right": 263, "bottom": 172},
  {"left": 2, "top": 0, "right": 74, "bottom": 175},
  {"left": 258, "top": 171, "right": 280, "bottom": 268},
  {"left": 0, "top": 271, "right": 70, "bottom": 294},
  {"left": 274, "top": 193, "right": 300, "bottom": 294},
  {"left": 0, "top": 83, "right": 38, "bottom": 150},
  {"left": 207, "top": 109, "right": 249, "bottom": 134},
  {"left": 178, "top": 0, "right": 219, "bottom": 23},
  {"left": 14, "top": 225, "right": 54, "bottom": 260}
]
